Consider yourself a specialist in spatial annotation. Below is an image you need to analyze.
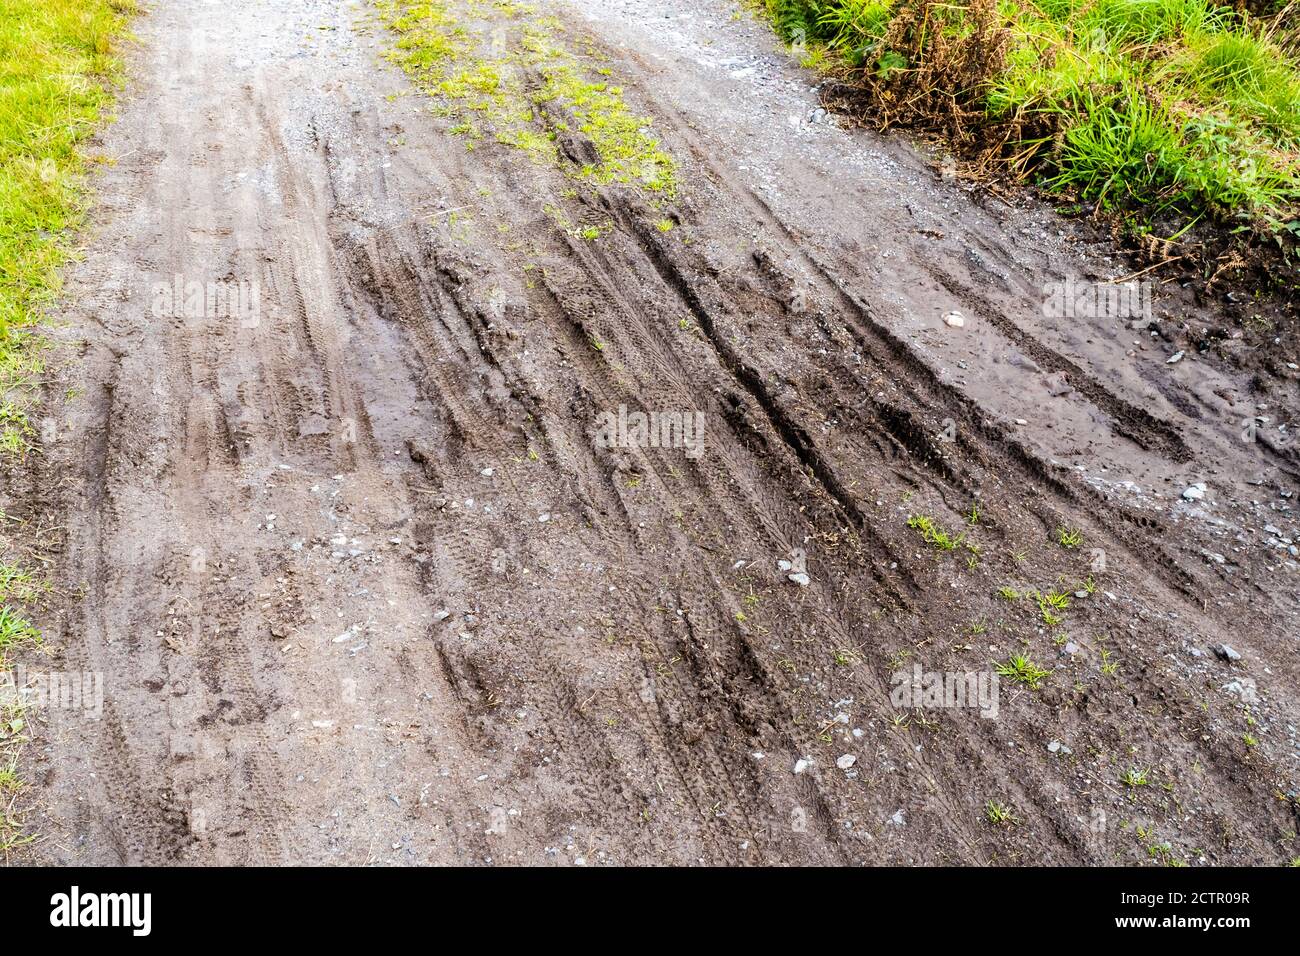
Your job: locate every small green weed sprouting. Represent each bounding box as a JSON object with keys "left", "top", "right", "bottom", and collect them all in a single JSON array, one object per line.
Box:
[
  {"left": 1120, "top": 766, "right": 1150, "bottom": 788},
  {"left": 1056, "top": 527, "right": 1083, "bottom": 549},
  {"left": 995, "top": 654, "right": 1050, "bottom": 689},
  {"left": 907, "top": 514, "right": 965, "bottom": 552},
  {"left": 985, "top": 800, "right": 1017, "bottom": 826},
  {"left": 833, "top": 648, "right": 861, "bottom": 667},
  {"left": 1034, "top": 589, "right": 1070, "bottom": 626}
]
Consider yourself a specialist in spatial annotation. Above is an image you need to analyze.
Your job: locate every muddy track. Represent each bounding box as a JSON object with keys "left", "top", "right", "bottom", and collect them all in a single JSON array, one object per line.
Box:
[{"left": 5, "top": 0, "right": 1298, "bottom": 867}]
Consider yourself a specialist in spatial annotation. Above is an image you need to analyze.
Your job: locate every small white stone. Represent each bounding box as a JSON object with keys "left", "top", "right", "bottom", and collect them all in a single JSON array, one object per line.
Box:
[{"left": 836, "top": 754, "right": 857, "bottom": 770}]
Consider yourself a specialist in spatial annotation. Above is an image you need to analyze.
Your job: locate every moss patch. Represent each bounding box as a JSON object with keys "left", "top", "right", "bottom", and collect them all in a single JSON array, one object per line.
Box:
[{"left": 372, "top": 0, "right": 678, "bottom": 196}]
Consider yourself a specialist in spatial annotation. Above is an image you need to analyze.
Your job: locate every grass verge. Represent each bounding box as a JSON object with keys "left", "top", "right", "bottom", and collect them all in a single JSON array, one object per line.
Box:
[
  {"left": 750, "top": 0, "right": 1300, "bottom": 283},
  {"left": 0, "top": 0, "right": 135, "bottom": 854},
  {"left": 0, "top": 0, "right": 136, "bottom": 452}
]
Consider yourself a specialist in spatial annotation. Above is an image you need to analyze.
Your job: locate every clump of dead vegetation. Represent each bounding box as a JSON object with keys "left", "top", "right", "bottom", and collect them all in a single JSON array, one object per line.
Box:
[
  {"left": 753, "top": 0, "right": 1300, "bottom": 286},
  {"left": 840, "top": 0, "right": 1013, "bottom": 143}
]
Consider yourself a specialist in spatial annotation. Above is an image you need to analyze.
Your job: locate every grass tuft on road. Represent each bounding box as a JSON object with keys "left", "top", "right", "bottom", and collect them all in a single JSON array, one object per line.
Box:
[
  {"left": 372, "top": 0, "right": 678, "bottom": 196},
  {"left": 751, "top": 0, "right": 1300, "bottom": 266},
  {"left": 0, "top": 0, "right": 135, "bottom": 453}
]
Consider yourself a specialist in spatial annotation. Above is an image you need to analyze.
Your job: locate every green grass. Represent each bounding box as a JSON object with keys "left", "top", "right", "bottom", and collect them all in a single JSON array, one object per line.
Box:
[
  {"left": 1055, "top": 526, "right": 1083, "bottom": 548},
  {"left": 0, "top": 603, "right": 37, "bottom": 650},
  {"left": 994, "top": 652, "right": 1051, "bottom": 688},
  {"left": 0, "top": 0, "right": 135, "bottom": 451},
  {"left": 985, "top": 798, "right": 1018, "bottom": 825},
  {"left": 373, "top": 0, "right": 678, "bottom": 196},
  {"left": 1033, "top": 587, "right": 1070, "bottom": 625},
  {"left": 906, "top": 513, "right": 967, "bottom": 551},
  {"left": 750, "top": 0, "right": 1300, "bottom": 252},
  {"left": 1120, "top": 765, "right": 1150, "bottom": 787},
  {"left": 0, "top": 0, "right": 130, "bottom": 854}
]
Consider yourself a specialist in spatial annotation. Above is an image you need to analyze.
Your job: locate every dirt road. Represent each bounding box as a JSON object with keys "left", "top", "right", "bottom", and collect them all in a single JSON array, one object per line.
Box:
[{"left": 10, "top": 0, "right": 1299, "bottom": 865}]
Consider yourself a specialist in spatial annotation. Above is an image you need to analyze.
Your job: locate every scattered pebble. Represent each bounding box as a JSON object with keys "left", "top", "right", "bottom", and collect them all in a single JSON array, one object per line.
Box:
[{"left": 1214, "top": 644, "right": 1242, "bottom": 663}]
